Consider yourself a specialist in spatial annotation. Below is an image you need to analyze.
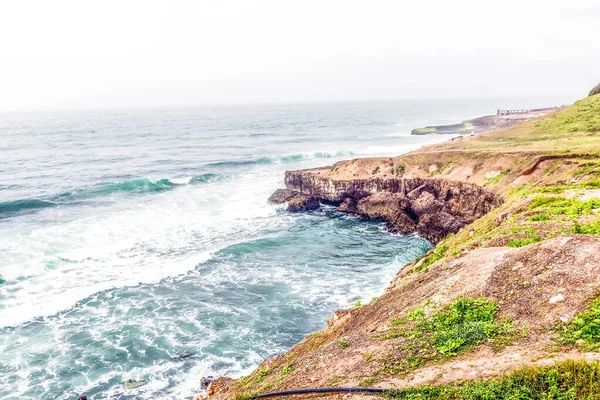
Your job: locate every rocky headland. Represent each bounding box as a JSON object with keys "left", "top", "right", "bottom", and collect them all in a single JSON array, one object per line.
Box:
[
  {"left": 410, "top": 107, "right": 561, "bottom": 136},
  {"left": 204, "top": 91, "right": 600, "bottom": 399}
]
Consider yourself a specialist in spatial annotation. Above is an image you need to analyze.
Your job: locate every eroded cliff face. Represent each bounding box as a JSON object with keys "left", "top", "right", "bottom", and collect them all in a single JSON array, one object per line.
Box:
[{"left": 271, "top": 171, "right": 502, "bottom": 242}]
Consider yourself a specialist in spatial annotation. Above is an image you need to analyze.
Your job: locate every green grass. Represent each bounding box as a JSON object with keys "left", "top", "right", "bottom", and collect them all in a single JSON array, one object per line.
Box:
[
  {"left": 484, "top": 169, "right": 510, "bottom": 186},
  {"left": 571, "top": 220, "right": 600, "bottom": 235},
  {"left": 379, "top": 297, "right": 512, "bottom": 375},
  {"left": 407, "top": 297, "right": 512, "bottom": 357},
  {"left": 338, "top": 340, "right": 350, "bottom": 349},
  {"left": 358, "top": 376, "right": 380, "bottom": 387},
  {"left": 534, "top": 95, "right": 600, "bottom": 133},
  {"left": 557, "top": 297, "right": 600, "bottom": 350},
  {"left": 384, "top": 360, "right": 600, "bottom": 400},
  {"left": 529, "top": 196, "right": 600, "bottom": 217},
  {"left": 530, "top": 213, "right": 550, "bottom": 222},
  {"left": 507, "top": 236, "right": 541, "bottom": 247},
  {"left": 415, "top": 244, "right": 448, "bottom": 272},
  {"left": 281, "top": 363, "right": 293, "bottom": 374}
]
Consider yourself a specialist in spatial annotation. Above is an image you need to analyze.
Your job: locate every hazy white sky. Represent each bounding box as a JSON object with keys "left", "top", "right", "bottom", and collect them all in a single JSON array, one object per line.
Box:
[{"left": 0, "top": 0, "right": 598, "bottom": 111}]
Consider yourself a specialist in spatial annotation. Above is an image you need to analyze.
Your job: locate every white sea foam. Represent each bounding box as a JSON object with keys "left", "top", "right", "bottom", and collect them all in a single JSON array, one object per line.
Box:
[{"left": 0, "top": 167, "right": 287, "bottom": 328}]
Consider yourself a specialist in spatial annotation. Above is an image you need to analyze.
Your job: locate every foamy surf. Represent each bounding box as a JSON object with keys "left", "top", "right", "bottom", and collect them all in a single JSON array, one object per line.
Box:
[{"left": 0, "top": 100, "right": 486, "bottom": 399}]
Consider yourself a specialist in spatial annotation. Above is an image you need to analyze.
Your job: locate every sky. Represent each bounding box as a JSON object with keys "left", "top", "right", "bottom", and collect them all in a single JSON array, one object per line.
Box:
[{"left": 0, "top": 0, "right": 598, "bottom": 112}]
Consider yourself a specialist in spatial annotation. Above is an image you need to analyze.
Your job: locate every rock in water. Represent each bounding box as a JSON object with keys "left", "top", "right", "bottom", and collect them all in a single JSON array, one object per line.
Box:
[
  {"left": 268, "top": 188, "right": 320, "bottom": 211},
  {"left": 121, "top": 379, "right": 147, "bottom": 389},
  {"left": 287, "top": 194, "right": 319, "bottom": 211},
  {"left": 200, "top": 376, "right": 214, "bottom": 390},
  {"left": 267, "top": 188, "right": 297, "bottom": 204}
]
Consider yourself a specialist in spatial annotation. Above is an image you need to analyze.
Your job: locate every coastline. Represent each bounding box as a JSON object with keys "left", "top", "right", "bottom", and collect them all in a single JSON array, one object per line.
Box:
[
  {"left": 204, "top": 94, "right": 600, "bottom": 399},
  {"left": 410, "top": 106, "right": 562, "bottom": 136}
]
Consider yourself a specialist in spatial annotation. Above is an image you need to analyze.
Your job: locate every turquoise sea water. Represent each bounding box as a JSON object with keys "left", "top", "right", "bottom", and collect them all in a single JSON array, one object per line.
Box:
[{"left": 0, "top": 98, "right": 567, "bottom": 399}]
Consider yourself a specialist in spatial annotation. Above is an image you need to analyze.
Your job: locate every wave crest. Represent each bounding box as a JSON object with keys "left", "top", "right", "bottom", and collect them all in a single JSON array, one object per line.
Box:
[
  {"left": 207, "top": 151, "right": 355, "bottom": 168},
  {"left": 0, "top": 174, "right": 223, "bottom": 217}
]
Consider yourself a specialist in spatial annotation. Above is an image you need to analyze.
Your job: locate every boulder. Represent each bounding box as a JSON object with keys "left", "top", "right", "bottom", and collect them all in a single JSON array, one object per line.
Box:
[{"left": 287, "top": 194, "right": 320, "bottom": 212}]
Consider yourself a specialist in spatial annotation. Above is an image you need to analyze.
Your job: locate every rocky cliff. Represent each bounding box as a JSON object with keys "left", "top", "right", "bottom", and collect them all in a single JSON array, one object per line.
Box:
[
  {"left": 203, "top": 94, "right": 600, "bottom": 400},
  {"left": 271, "top": 172, "right": 502, "bottom": 242}
]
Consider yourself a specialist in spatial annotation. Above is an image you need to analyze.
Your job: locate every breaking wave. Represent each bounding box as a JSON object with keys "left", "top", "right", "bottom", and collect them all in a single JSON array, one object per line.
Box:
[{"left": 0, "top": 174, "right": 224, "bottom": 217}]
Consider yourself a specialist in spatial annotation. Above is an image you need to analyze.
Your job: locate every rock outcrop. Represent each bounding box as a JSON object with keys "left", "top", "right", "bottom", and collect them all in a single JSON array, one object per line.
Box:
[
  {"left": 410, "top": 107, "right": 561, "bottom": 135},
  {"left": 271, "top": 172, "right": 502, "bottom": 242},
  {"left": 268, "top": 188, "right": 320, "bottom": 212},
  {"left": 590, "top": 83, "right": 600, "bottom": 97}
]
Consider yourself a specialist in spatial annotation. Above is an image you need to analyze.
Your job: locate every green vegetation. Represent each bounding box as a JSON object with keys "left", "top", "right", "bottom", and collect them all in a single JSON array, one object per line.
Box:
[
  {"left": 571, "top": 220, "right": 600, "bottom": 235},
  {"left": 529, "top": 195, "right": 600, "bottom": 218},
  {"left": 396, "top": 164, "right": 405, "bottom": 176},
  {"left": 384, "top": 360, "right": 600, "bottom": 400},
  {"left": 338, "top": 340, "right": 350, "bottom": 349},
  {"left": 414, "top": 244, "right": 448, "bottom": 272},
  {"left": 429, "top": 162, "right": 453, "bottom": 177},
  {"left": 379, "top": 298, "right": 512, "bottom": 375},
  {"left": 507, "top": 236, "right": 541, "bottom": 248},
  {"left": 407, "top": 297, "right": 511, "bottom": 356},
  {"left": 281, "top": 363, "right": 293, "bottom": 374},
  {"left": 484, "top": 169, "right": 510, "bottom": 186},
  {"left": 530, "top": 213, "right": 550, "bottom": 222},
  {"left": 535, "top": 95, "right": 600, "bottom": 133},
  {"left": 354, "top": 300, "right": 363, "bottom": 307},
  {"left": 557, "top": 298, "right": 600, "bottom": 350},
  {"left": 358, "top": 376, "right": 380, "bottom": 387}
]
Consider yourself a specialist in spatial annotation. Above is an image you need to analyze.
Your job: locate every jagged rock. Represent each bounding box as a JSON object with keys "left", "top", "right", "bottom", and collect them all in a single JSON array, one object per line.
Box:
[
  {"left": 590, "top": 83, "right": 600, "bottom": 97},
  {"left": 268, "top": 188, "right": 320, "bottom": 211},
  {"left": 336, "top": 198, "right": 357, "bottom": 213},
  {"left": 207, "top": 377, "right": 235, "bottom": 397},
  {"left": 121, "top": 379, "right": 147, "bottom": 389},
  {"left": 273, "top": 171, "right": 502, "bottom": 242},
  {"left": 328, "top": 309, "right": 352, "bottom": 328},
  {"left": 268, "top": 188, "right": 298, "bottom": 204},
  {"left": 200, "top": 376, "right": 214, "bottom": 390},
  {"left": 356, "top": 193, "right": 417, "bottom": 234},
  {"left": 287, "top": 194, "right": 319, "bottom": 212}
]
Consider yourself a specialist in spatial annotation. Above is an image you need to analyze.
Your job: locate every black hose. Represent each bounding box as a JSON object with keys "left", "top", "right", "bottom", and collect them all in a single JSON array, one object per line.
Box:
[{"left": 250, "top": 387, "right": 389, "bottom": 399}]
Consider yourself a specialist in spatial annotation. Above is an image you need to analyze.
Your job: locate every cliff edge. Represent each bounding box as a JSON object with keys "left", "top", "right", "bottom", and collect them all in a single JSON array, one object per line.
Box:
[{"left": 205, "top": 94, "right": 600, "bottom": 399}]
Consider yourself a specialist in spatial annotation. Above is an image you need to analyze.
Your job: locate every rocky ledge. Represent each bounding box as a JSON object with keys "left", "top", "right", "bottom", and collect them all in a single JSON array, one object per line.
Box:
[{"left": 270, "top": 170, "right": 502, "bottom": 243}]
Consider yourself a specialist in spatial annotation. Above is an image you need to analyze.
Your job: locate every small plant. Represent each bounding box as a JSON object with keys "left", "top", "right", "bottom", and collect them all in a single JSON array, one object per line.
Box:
[
  {"left": 396, "top": 164, "right": 405, "bottom": 175},
  {"left": 354, "top": 300, "right": 363, "bottom": 307},
  {"left": 378, "top": 297, "right": 513, "bottom": 375},
  {"left": 571, "top": 220, "right": 600, "bottom": 235},
  {"left": 414, "top": 244, "right": 448, "bottom": 272},
  {"left": 507, "top": 236, "right": 541, "bottom": 247},
  {"left": 531, "top": 213, "right": 550, "bottom": 222},
  {"left": 255, "top": 368, "right": 271, "bottom": 382},
  {"left": 358, "top": 376, "right": 379, "bottom": 387},
  {"left": 281, "top": 364, "right": 293, "bottom": 374},
  {"left": 338, "top": 340, "right": 350, "bottom": 349},
  {"left": 484, "top": 169, "right": 510, "bottom": 186},
  {"left": 557, "top": 297, "right": 600, "bottom": 350}
]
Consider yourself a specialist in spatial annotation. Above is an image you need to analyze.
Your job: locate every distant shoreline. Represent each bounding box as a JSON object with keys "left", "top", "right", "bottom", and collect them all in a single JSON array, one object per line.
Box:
[{"left": 411, "top": 106, "right": 563, "bottom": 135}]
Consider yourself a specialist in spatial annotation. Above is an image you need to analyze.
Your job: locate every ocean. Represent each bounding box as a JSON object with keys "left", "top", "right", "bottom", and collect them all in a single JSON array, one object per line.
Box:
[{"left": 0, "top": 97, "right": 567, "bottom": 399}]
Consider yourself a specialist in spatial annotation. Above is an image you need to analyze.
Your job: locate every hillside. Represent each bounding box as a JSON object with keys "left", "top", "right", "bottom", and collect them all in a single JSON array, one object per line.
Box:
[{"left": 204, "top": 94, "right": 600, "bottom": 399}]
